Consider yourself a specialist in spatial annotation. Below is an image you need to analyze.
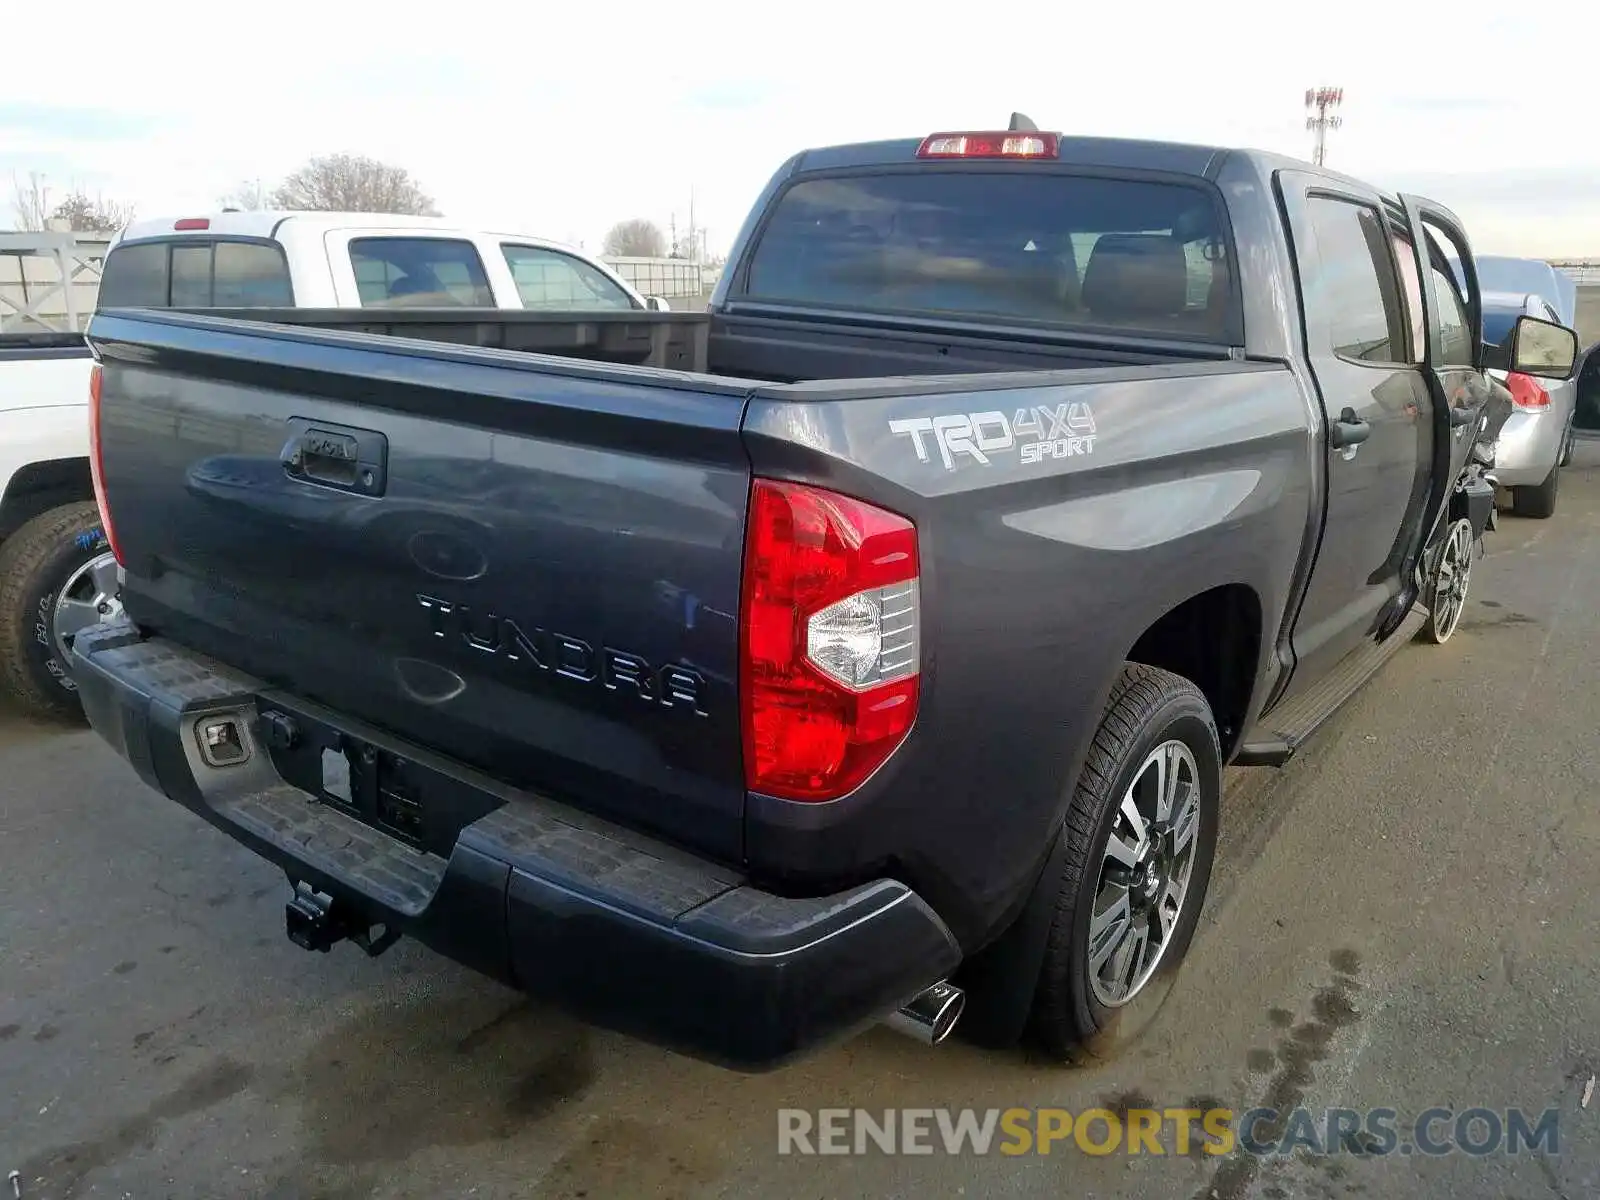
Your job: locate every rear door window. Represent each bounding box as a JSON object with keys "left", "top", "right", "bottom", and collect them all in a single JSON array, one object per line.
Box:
[
  {"left": 501, "top": 244, "right": 636, "bottom": 310},
  {"left": 349, "top": 238, "right": 493, "bottom": 307},
  {"left": 1421, "top": 224, "right": 1478, "bottom": 368},
  {"left": 1303, "top": 196, "right": 1408, "bottom": 364},
  {"left": 1428, "top": 263, "right": 1475, "bottom": 367},
  {"left": 740, "top": 171, "right": 1236, "bottom": 340},
  {"left": 97, "top": 239, "right": 292, "bottom": 308}
]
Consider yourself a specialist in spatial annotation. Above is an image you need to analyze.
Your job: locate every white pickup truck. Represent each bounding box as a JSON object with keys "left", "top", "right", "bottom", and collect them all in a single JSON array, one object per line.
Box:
[{"left": 0, "top": 212, "right": 663, "bottom": 719}]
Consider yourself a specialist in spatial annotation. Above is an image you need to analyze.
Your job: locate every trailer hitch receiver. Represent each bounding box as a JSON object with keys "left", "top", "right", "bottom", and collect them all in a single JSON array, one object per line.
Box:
[{"left": 285, "top": 881, "right": 401, "bottom": 957}]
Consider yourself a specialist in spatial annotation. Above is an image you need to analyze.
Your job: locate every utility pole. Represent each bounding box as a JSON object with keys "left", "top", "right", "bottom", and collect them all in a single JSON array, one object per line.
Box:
[
  {"left": 688, "top": 186, "right": 698, "bottom": 264},
  {"left": 1305, "top": 86, "right": 1344, "bottom": 167}
]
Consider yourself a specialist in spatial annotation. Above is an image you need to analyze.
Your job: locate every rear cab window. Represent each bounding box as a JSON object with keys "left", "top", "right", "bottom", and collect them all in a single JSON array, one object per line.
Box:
[
  {"left": 98, "top": 239, "right": 293, "bottom": 308},
  {"left": 501, "top": 244, "right": 636, "bottom": 310},
  {"left": 737, "top": 170, "right": 1238, "bottom": 341},
  {"left": 349, "top": 238, "right": 493, "bottom": 307}
]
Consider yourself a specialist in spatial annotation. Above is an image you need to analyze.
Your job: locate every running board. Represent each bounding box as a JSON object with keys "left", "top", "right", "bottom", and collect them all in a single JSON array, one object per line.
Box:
[{"left": 1234, "top": 605, "right": 1428, "bottom": 767}]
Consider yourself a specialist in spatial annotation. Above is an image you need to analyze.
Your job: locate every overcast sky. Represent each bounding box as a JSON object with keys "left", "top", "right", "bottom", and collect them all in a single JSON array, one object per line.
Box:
[{"left": 4, "top": 0, "right": 1596, "bottom": 258}]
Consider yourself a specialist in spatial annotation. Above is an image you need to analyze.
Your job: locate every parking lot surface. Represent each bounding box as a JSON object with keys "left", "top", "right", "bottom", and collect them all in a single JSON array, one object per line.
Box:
[{"left": 5, "top": 450, "right": 1600, "bottom": 1200}]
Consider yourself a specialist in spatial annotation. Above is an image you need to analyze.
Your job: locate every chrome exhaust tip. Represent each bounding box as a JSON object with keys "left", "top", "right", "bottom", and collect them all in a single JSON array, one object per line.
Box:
[{"left": 883, "top": 980, "right": 966, "bottom": 1046}]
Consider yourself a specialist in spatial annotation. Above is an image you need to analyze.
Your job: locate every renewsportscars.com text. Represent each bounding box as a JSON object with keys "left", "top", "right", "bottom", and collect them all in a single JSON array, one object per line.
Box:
[{"left": 776, "top": 1106, "right": 1561, "bottom": 1158}]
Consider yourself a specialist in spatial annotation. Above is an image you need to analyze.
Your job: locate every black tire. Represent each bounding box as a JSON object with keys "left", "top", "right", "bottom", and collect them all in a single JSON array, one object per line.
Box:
[
  {"left": 1560, "top": 417, "right": 1576, "bottom": 468},
  {"left": 1511, "top": 461, "right": 1559, "bottom": 519},
  {"left": 0, "top": 502, "right": 113, "bottom": 722},
  {"left": 1026, "top": 663, "right": 1221, "bottom": 1063}
]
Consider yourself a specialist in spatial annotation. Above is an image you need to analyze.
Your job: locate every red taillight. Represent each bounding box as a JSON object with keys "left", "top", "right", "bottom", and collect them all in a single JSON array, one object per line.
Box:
[
  {"left": 173, "top": 217, "right": 210, "bottom": 230},
  {"left": 1505, "top": 372, "right": 1550, "bottom": 410},
  {"left": 740, "top": 480, "right": 921, "bottom": 802},
  {"left": 88, "top": 364, "right": 124, "bottom": 566},
  {"left": 916, "top": 131, "right": 1061, "bottom": 159}
]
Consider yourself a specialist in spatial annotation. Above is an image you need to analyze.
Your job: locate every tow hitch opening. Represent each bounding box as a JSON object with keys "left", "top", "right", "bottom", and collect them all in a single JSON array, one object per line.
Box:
[
  {"left": 285, "top": 881, "right": 401, "bottom": 958},
  {"left": 194, "top": 714, "right": 250, "bottom": 768}
]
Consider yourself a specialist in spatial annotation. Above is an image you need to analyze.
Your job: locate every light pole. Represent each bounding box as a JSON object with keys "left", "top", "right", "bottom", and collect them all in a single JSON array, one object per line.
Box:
[{"left": 1305, "top": 86, "right": 1344, "bottom": 167}]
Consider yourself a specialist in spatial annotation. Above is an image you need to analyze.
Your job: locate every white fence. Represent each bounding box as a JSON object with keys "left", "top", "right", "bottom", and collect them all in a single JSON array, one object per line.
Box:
[
  {"left": 0, "top": 233, "right": 111, "bottom": 332},
  {"left": 603, "top": 257, "right": 706, "bottom": 299},
  {"left": 1554, "top": 261, "right": 1600, "bottom": 287}
]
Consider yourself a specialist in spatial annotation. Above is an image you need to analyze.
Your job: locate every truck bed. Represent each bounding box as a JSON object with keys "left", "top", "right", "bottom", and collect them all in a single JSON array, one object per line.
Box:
[
  {"left": 176, "top": 306, "right": 713, "bottom": 372},
  {"left": 0, "top": 330, "right": 90, "bottom": 361},
  {"left": 154, "top": 305, "right": 1231, "bottom": 385}
]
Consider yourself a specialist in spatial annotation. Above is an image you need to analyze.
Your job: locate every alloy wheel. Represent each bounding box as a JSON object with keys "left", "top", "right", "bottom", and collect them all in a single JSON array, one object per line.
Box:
[
  {"left": 1428, "top": 519, "right": 1474, "bottom": 644},
  {"left": 1087, "top": 739, "right": 1201, "bottom": 1008},
  {"left": 52, "top": 550, "right": 123, "bottom": 660}
]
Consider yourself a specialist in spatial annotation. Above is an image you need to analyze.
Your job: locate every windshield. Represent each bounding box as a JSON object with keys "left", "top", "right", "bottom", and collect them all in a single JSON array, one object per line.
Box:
[{"left": 740, "top": 171, "right": 1235, "bottom": 341}]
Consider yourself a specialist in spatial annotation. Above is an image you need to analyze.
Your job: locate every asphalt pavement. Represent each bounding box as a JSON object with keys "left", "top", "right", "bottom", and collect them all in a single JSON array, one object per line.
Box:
[{"left": 4, "top": 449, "right": 1600, "bottom": 1200}]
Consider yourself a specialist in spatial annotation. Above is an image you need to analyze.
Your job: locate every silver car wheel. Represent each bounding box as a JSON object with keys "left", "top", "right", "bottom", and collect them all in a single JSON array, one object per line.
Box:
[
  {"left": 52, "top": 550, "right": 122, "bottom": 660},
  {"left": 1087, "top": 739, "right": 1201, "bottom": 1008},
  {"left": 1425, "top": 519, "right": 1474, "bottom": 644}
]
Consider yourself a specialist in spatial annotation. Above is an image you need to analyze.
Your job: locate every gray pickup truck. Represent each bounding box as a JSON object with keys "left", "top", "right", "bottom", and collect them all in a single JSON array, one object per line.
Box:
[{"left": 71, "top": 121, "right": 1580, "bottom": 1070}]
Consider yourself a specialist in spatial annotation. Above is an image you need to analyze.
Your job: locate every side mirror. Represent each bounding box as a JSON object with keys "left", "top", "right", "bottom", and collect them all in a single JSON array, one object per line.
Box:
[
  {"left": 644, "top": 295, "right": 672, "bottom": 312},
  {"left": 1505, "top": 315, "right": 1579, "bottom": 380}
]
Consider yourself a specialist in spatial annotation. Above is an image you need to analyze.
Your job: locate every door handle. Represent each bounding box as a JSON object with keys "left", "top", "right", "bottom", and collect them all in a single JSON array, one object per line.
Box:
[
  {"left": 1330, "top": 407, "right": 1371, "bottom": 449},
  {"left": 279, "top": 419, "right": 388, "bottom": 496}
]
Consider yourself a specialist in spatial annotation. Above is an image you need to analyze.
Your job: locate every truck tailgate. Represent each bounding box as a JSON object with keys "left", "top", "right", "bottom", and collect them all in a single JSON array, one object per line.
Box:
[{"left": 88, "top": 310, "right": 751, "bottom": 861}]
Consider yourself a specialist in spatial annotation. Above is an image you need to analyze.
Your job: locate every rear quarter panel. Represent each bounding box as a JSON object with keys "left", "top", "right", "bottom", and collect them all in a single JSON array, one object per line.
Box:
[{"left": 741, "top": 362, "right": 1313, "bottom": 947}]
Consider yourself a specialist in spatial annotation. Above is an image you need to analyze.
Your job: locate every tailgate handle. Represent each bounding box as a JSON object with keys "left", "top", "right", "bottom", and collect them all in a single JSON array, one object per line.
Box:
[{"left": 281, "top": 420, "right": 388, "bottom": 496}]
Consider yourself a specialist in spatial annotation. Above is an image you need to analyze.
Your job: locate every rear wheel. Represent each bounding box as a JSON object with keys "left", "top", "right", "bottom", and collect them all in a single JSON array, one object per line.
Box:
[
  {"left": 0, "top": 502, "right": 120, "bottom": 721},
  {"left": 1511, "top": 461, "right": 1560, "bottom": 519},
  {"left": 1026, "top": 664, "right": 1220, "bottom": 1063},
  {"left": 1420, "top": 518, "right": 1474, "bottom": 645}
]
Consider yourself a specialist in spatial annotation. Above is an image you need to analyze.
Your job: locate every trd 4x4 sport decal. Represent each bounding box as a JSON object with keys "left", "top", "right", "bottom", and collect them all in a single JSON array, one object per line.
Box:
[{"left": 888, "top": 402, "right": 1098, "bottom": 470}]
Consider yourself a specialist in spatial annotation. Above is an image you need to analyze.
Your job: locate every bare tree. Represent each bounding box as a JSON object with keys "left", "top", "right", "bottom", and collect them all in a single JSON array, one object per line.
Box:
[
  {"left": 11, "top": 172, "right": 51, "bottom": 231},
  {"left": 50, "top": 190, "right": 135, "bottom": 233},
  {"left": 672, "top": 229, "right": 703, "bottom": 262},
  {"left": 219, "top": 179, "right": 271, "bottom": 211},
  {"left": 268, "top": 153, "right": 439, "bottom": 215},
  {"left": 603, "top": 218, "right": 667, "bottom": 258}
]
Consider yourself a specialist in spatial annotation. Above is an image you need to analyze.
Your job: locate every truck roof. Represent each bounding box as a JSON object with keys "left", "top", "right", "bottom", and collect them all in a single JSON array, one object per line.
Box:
[
  {"left": 792, "top": 133, "right": 1226, "bottom": 176},
  {"left": 112, "top": 211, "right": 587, "bottom": 257},
  {"left": 788, "top": 133, "right": 1402, "bottom": 205}
]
